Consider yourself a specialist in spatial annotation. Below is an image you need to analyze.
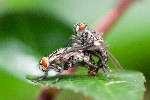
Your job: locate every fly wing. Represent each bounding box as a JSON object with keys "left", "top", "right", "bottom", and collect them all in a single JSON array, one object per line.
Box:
[
  {"left": 88, "top": 43, "right": 108, "bottom": 50},
  {"left": 107, "top": 50, "right": 124, "bottom": 71}
]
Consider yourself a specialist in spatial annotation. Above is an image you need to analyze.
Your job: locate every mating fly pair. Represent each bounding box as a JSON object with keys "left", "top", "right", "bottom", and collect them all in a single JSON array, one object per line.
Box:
[{"left": 37, "top": 23, "right": 123, "bottom": 83}]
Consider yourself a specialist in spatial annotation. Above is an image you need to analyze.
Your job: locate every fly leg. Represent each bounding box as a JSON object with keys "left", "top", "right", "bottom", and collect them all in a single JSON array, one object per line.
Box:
[
  {"left": 92, "top": 50, "right": 111, "bottom": 80},
  {"left": 51, "top": 73, "right": 60, "bottom": 84},
  {"left": 35, "top": 71, "right": 48, "bottom": 83},
  {"left": 84, "top": 60, "right": 99, "bottom": 76},
  {"left": 52, "top": 58, "right": 65, "bottom": 84},
  {"left": 65, "top": 35, "right": 82, "bottom": 47},
  {"left": 88, "top": 66, "right": 99, "bottom": 76},
  {"left": 65, "top": 35, "right": 76, "bottom": 46}
]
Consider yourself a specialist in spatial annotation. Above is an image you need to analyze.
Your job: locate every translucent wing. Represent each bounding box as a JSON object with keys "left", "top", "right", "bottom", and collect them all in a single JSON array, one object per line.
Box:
[{"left": 107, "top": 50, "right": 124, "bottom": 71}]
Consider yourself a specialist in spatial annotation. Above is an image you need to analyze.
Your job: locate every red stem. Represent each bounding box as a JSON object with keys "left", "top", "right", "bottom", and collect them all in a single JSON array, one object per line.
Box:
[{"left": 94, "top": 0, "right": 134, "bottom": 33}]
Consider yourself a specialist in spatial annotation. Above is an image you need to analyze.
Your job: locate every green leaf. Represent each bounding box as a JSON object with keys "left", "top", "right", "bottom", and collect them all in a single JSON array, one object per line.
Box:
[
  {"left": 27, "top": 70, "right": 145, "bottom": 100},
  {"left": 1, "top": 0, "right": 150, "bottom": 99},
  {"left": 0, "top": 69, "right": 41, "bottom": 100}
]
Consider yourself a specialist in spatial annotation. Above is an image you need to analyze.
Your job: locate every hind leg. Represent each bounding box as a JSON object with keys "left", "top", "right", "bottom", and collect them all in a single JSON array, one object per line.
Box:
[
  {"left": 88, "top": 66, "right": 99, "bottom": 76},
  {"left": 84, "top": 59, "right": 99, "bottom": 76},
  {"left": 92, "top": 50, "right": 112, "bottom": 80}
]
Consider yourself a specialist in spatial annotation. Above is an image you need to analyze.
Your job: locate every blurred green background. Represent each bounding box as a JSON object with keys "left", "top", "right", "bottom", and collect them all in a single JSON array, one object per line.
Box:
[{"left": 0, "top": 0, "right": 150, "bottom": 100}]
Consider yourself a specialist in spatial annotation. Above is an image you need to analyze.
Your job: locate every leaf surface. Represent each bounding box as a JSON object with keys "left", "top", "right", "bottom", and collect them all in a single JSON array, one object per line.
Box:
[{"left": 27, "top": 70, "right": 145, "bottom": 100}]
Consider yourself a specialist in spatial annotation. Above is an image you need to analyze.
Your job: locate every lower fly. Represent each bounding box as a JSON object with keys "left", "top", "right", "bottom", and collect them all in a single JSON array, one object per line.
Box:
[{"left": 37, "top": 46, "right": 103, "bottom": 83}]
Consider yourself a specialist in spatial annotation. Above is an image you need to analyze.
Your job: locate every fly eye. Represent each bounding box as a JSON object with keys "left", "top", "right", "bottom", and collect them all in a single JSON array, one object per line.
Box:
[
  {"left": 41, "top": 57, "right": 48, "bottom": 68},
  {"left": 79, "top": 23, "right": 87, "bottom": 30}
]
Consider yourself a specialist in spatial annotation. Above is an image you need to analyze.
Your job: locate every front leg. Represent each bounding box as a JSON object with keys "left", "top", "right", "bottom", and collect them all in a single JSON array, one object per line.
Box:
[
  {"left": 66, "top": 35, "right": 78, "bottom": 46},
  {"left": 51, "top": 73, "right": 60, "bottom": 84},
  {"left": 35, "top": 71, "right": 48, "bottom": 83}
]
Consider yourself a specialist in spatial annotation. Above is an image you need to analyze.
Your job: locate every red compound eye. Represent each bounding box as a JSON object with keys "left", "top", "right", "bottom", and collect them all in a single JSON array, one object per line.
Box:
[
  {"left": 41, "top": 57, "right": 47, "bottom": 68},
  {"left": 79, "top": 23, "right": 87, "bottom": 30}
]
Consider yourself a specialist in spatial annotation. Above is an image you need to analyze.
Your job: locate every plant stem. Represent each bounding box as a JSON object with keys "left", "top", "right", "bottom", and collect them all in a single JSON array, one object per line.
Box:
[
  {"left": 94, "top": 0, "right": 134, "bottom": 33},
  {"left": 37, "top": 85, "right": 60, "bottom": 100}
]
